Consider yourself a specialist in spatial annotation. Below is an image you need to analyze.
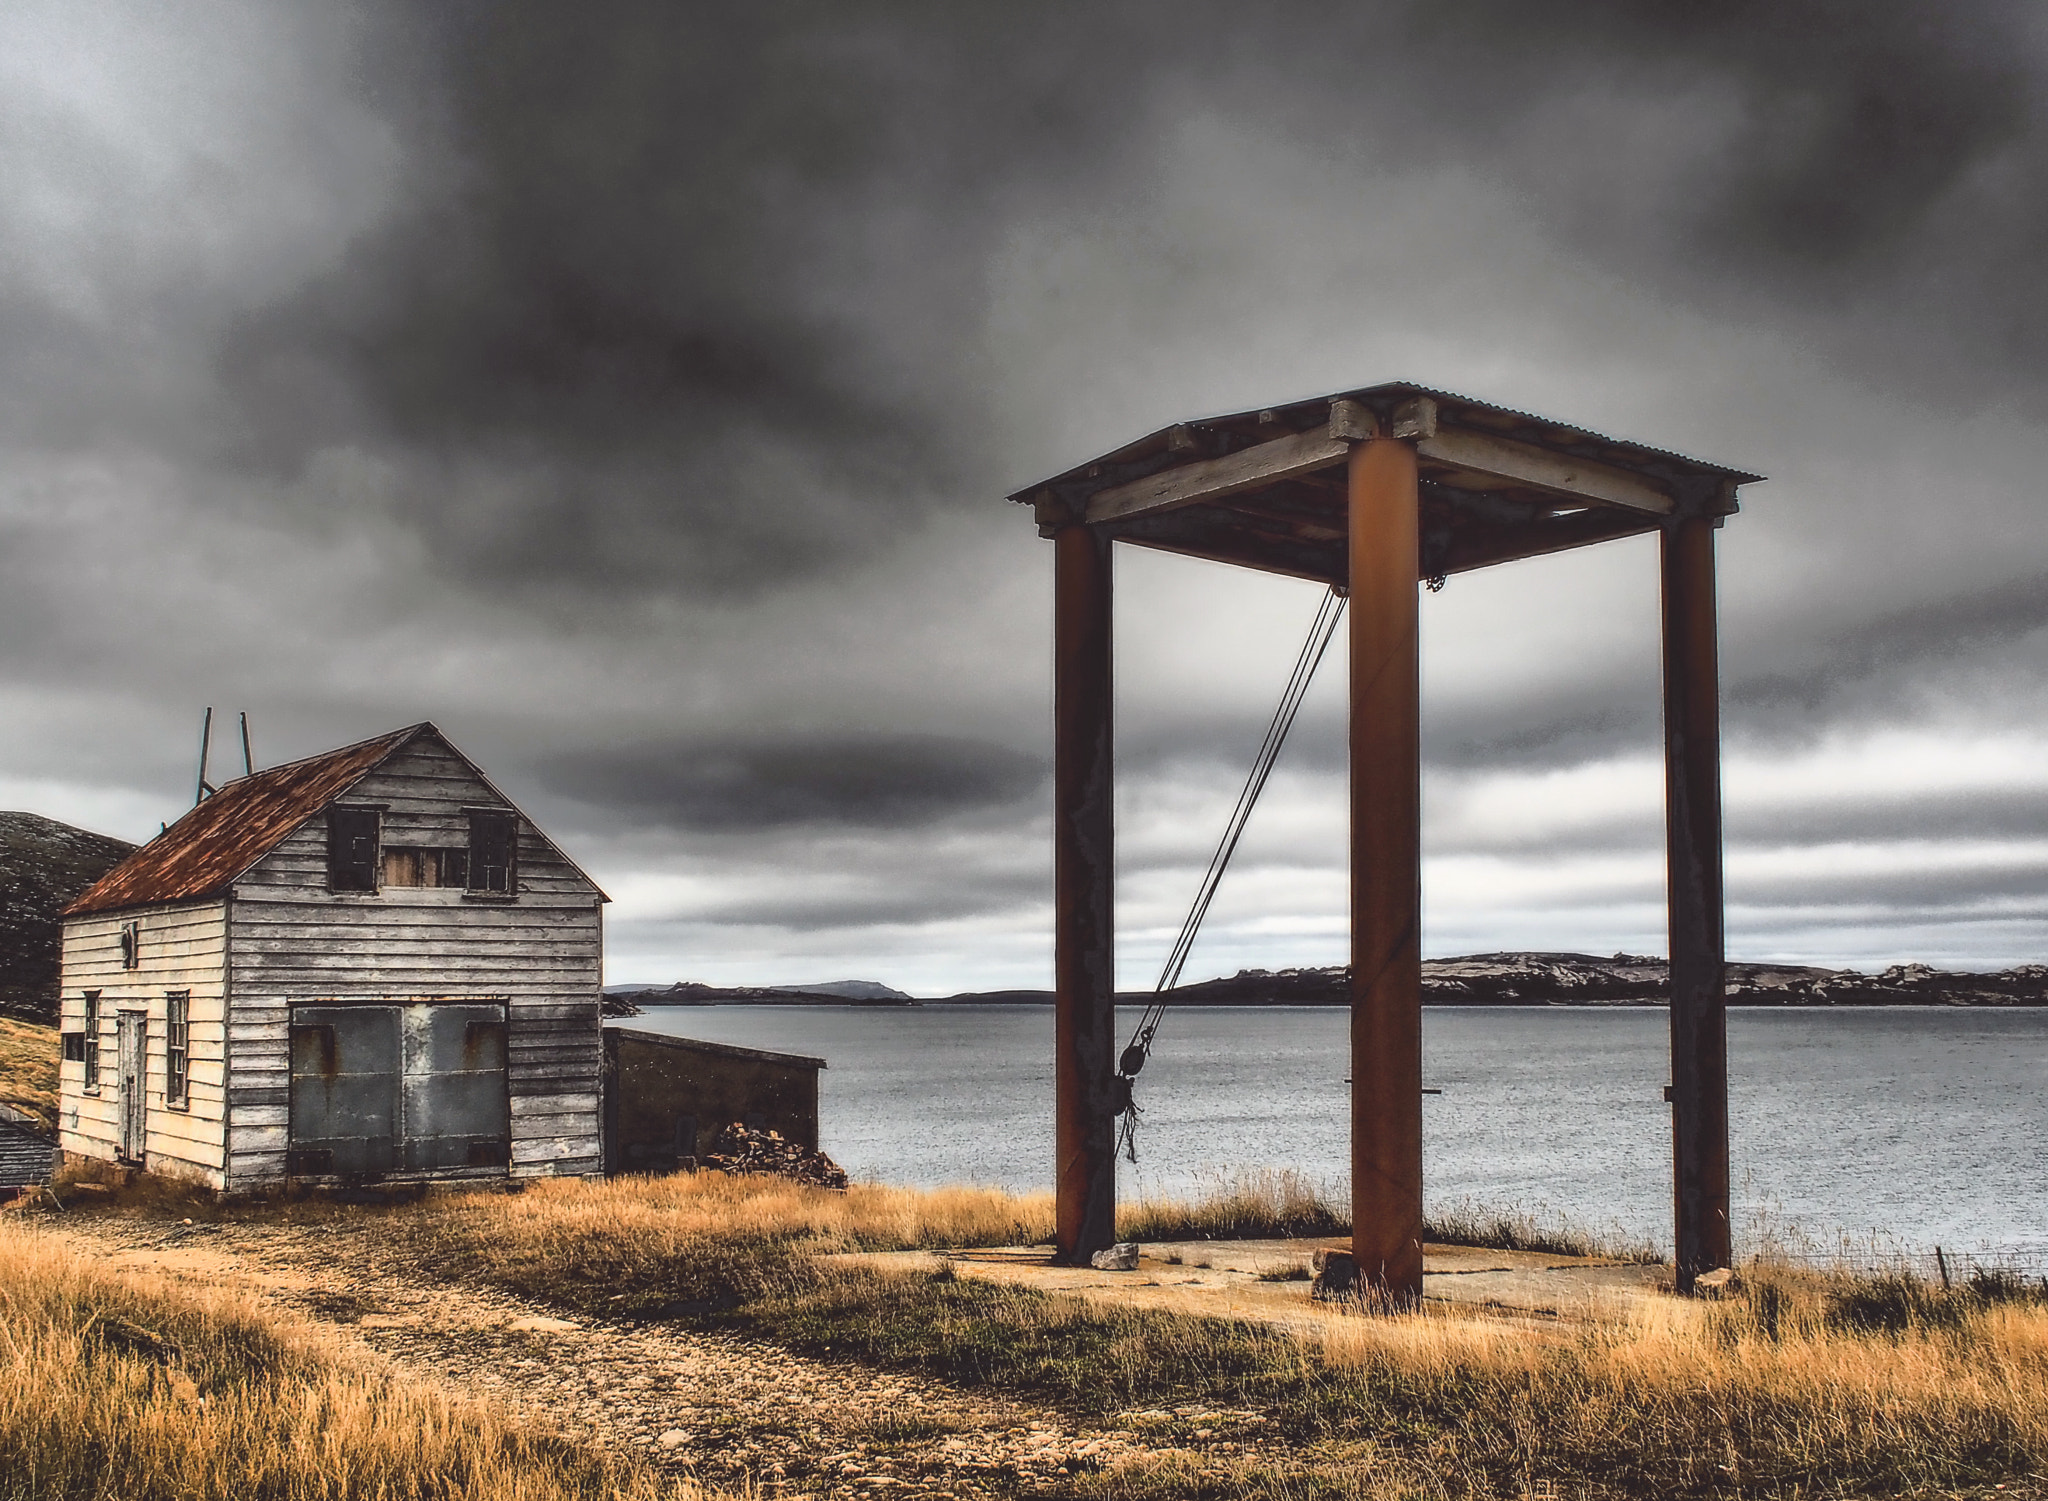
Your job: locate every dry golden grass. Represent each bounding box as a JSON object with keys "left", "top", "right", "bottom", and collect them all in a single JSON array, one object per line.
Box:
[
  {"left": 407, "top": 1173, "right": 2048, "bottom": 1497},
  {"left": 1310, "top": 1280, "right": 2048, "bottom": 1495},
  {"left": 0, "top": 1015, "right": 57, "bottom": 1129},
  {"left": 0, "top": 1218, "right": 720, "bottom": 1501},
  {"left": 1119, "top": 1168, "right": 1348, "bottom": 1243}
]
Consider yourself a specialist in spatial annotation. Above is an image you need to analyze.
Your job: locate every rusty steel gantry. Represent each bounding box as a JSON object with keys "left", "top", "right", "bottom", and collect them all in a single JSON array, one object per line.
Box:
[{"left": 1009, "top": 383, "right": 1760, "bottom": 1298}]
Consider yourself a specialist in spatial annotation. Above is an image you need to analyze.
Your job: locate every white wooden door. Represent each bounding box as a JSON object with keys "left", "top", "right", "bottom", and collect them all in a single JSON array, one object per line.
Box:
[{"left": 116, "top": 1012, "right": 146, "bottom": 1163}]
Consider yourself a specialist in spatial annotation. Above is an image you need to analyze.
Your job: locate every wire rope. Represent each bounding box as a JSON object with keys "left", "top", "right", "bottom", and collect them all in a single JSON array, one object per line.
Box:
[{"left": 1115, "top": 584, "right": 1347, "bottom": 1161}]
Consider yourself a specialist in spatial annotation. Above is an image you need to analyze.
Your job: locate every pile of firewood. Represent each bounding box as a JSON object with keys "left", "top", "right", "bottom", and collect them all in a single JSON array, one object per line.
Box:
[{"left": 702, "top": 1122, "right": 849, "bottom": 1190}]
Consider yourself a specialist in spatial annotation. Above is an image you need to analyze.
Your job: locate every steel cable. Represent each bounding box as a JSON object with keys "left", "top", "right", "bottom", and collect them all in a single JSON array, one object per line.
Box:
[{"left": 1116, "top": 585, "right": 1347, "bottom": 1160}]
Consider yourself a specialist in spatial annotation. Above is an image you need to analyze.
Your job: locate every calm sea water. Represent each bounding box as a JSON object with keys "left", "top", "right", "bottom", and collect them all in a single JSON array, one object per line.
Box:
[{"left": 616, "top": 1005, "right": 2048, "bottom": 1266}]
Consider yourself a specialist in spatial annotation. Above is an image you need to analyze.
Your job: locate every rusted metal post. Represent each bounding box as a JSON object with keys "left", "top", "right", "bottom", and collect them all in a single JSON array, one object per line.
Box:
[
  {"left": 1349, "top": 435, "right": 1424, "bottom": 1301},
  {"left": 1053, "top": 521, "right": 1117, "bottom": 1264},
  {"left": 1661, "top": 514, "right": 1732, "bottom": 1290}
]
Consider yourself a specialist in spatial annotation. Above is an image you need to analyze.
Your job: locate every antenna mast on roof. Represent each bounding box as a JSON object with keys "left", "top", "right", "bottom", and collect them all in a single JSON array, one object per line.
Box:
[
  {"left": 194, "top": 708, "right": 255, "bottom": 804},
  {"left": 195, "top": 708, "right": 217, "bottom": 804}
]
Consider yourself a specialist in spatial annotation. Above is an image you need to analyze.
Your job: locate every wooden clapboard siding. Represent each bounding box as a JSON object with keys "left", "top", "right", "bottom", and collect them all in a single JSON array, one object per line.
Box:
[
  {"left": 56, "top": 900, "right": 229, "bottom": 1189},
  {"left": 221, "top": 733, "right": 603, "bottom": 1189}
]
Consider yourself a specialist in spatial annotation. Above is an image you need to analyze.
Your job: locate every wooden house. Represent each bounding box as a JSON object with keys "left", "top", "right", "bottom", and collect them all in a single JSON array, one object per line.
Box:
[{"left": 55, "top": 723, "right": 605, "bottom": 1190}]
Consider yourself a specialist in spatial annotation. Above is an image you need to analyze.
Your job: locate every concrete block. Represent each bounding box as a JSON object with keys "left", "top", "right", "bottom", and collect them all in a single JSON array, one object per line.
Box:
[{"left": 1311, "top": 1248, "right": 1357, "bottom": 1300}]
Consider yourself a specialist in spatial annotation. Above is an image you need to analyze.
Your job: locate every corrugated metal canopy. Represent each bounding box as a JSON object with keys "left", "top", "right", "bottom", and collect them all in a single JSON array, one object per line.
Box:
[
  {"left": 1008, "top": 381, "right": 1761, "bottom": 585},
  {"left": 65, "top": 725, "right": 424, "bottom": 916}
]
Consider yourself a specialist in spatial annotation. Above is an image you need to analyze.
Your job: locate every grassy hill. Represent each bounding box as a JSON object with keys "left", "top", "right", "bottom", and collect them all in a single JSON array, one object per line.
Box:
[{"left": 0, "top": 811, "right": 135, "bottom": 1023}]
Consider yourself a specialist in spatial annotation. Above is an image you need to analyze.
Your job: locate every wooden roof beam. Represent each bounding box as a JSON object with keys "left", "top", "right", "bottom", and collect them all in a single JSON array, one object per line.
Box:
[
  {"left": 1086, "top": 427, "right": 1346, "bottom": 525},
  {"left": 1414, "top": 421, "right": 1674, "bottom": 516},
  {"left": 1083, "top": 396, "right": 1674, "bottom": 528}
]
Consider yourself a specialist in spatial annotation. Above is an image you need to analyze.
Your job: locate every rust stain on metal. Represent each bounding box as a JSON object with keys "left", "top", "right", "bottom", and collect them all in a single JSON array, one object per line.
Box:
[{"left": 65, "top": 725, "right": 425, "bottom": 917}]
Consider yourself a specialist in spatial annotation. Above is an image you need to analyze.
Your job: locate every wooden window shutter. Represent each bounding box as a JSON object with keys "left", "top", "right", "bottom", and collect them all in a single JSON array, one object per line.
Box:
[
  {"left": 467, "top": 810, "right": 517, "bottom": 894},
  {"left": 327, "top": 807, "right": 381, "bottom": 892}
]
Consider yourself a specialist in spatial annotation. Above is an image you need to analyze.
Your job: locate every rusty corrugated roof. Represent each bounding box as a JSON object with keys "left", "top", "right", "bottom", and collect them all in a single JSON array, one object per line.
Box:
[{"left": 64, "top": 725, "right": 425, "bottom": 917}]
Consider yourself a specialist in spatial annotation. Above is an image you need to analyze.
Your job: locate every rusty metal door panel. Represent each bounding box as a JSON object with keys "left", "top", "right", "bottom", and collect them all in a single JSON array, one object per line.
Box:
[
  {"left": 116, "top": 1012, "right": 146, "bottom": 1162},
  {"left": 289, "top": 1007, "right": 398, "bottom": 1175},
  {"left": 395, "top": 1002, "right": 509, "bottom": 1172}
]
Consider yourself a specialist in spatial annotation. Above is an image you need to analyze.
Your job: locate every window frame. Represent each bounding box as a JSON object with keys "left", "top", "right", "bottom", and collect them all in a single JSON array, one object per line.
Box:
[
  {"left": 464, "top": 808, "right": 519, "bottom": 898},
  {"left": 119, "top": 920, "right": 141, "bottom": 969},
  {"left": 165, "top": 990, "right": 190, "bottom": 1108},
  {"left": 327, "top": 805, "right": 385, "bottom": 894},
  {"left": 81, "top": 991, "right": 101, "bottom": 1093}
]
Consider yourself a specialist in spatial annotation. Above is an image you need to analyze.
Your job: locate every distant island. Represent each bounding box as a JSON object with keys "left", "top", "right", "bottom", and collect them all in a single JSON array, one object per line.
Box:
[{"left": 607, "top": 952, "right": 2048, "bottom": 1010}]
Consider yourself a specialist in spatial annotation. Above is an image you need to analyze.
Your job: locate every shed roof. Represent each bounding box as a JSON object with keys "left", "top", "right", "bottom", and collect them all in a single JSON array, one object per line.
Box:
[
  {"left": 1009, "top": 381, "right": 1761, "bottom": 585},
  {"left": 65, "top": 722, "right": 605, "bottom": 916},
  {"left": 606, "top": 1025, "right": 827, "bottom": 1071}
]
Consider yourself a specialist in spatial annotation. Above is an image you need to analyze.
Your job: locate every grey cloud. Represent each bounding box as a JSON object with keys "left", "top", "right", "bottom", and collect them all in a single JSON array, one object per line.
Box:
[
  {"left": 10, "top": 1, "right": 2048, "bottom": 983},
  {"left": 663, "top": 873, "right": 1045, "bottom": 932},
  {"left": 1729, "top": 572, "right": 2048, "bottom": 724},
  {"left": 72, "top": 0, "right": 2048, "bottom": 611},
  {"left": 539, "top": 732, "right": 1046, "bottom": 833}
]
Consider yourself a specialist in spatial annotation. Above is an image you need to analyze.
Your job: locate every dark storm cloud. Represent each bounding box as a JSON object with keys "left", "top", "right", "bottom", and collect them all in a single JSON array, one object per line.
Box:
[
  {"left": 1729, "top": 570, "right": 2048, "bottom": 724},
  {"left": 150, "top": 0, "right": 2048, "bottom": 609},
  {"left": 540, "top": 732, "right": 1045, "bottom": 832},
  {"left": 10, "top": 0, "right": 2048, "bottom": 977},
  {"left": 669, "top": 872, "right": 1045, "bottom": 931},
  {"left": 210, "top": 3, "right": 1167, "bottom": 598}
]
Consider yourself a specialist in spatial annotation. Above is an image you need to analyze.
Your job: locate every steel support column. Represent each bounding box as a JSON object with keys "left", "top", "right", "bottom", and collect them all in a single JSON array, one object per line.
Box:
[
  {"left": 1661, "top": 514, "right": 1732, "bottom": 1290},
  {"left": 1349, "top": 436, "right": 1425, "bottom": 1300},
  {"left": 1053, "top": 521, "right": 1118, "bottom": 1264}
]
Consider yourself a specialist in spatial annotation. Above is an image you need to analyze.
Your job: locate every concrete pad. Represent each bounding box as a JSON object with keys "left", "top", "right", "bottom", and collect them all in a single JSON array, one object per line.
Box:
[{"left": 826, "top": 1240, "right": 1671, "bottom": 1335}]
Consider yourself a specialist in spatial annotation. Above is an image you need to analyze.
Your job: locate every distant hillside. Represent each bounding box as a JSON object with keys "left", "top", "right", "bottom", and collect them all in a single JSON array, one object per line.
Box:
[
  {"left": 1154, "top": 953, "right": 2048, "bottom": 1006},
  {"left": 614, "top": 952, "right": 2048, "bottom": 1008},
  {"left": 608, "top": 979, "right": 920, "bottom": 1007},
  {"left": 0, "top": 812, "right": 136, "bottom": 1021}
]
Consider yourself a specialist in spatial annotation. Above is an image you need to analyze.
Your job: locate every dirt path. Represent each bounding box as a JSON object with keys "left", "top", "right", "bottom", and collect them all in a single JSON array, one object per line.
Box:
[{"left": 40, "top": 1210, "right": 1256, "bottom": 1499}]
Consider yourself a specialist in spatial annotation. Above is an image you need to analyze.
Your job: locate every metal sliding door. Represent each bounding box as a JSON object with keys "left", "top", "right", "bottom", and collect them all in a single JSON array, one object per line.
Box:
[{"left": 288, "top": 1001, "right": 508, "bottom": 1178}]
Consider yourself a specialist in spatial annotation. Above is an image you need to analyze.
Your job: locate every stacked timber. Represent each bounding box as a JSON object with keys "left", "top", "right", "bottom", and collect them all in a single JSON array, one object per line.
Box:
[{"left": 703, "top": 1122, "right": 848, "bottom": 1190}]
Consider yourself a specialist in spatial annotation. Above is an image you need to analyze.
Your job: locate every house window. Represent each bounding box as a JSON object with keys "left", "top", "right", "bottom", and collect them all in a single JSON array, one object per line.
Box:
[
  {"left": 165, "top": 991, "right": 190, "bottom": 1108},
  {"left": 380, "top": 846, "right": 470, "bottom": 889},
  {"left": 120, "top": 921, "right": 140, "bottom": 969},
  {"left": 467, "top": 810, "right": 517, "bottom": 895},
  {"left": 81, "top": 991, "right": 101, "bottom": 1093},
  {"left": 327, "top": 806, "right": 382, "bottom": 893}
]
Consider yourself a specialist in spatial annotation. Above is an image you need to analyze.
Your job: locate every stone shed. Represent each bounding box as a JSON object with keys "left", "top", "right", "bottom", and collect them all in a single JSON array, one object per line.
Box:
[{"left": 602, "top": 1026, "right": 823, "bottom": 1174}]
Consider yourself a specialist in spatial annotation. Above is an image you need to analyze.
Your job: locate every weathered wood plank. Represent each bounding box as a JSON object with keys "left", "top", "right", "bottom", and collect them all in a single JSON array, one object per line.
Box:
[
  {"left": 1086, "top": 426, "right": 1350, "bottom": 525},
  {"left": 1417, "top": 427, "right": 1673, "bottom": 514}
]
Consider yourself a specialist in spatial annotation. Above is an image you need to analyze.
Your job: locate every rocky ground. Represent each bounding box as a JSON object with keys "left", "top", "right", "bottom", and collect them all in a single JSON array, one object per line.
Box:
[{"left": 40, "top": 1209, "right": 1269, "bottom": 1499}]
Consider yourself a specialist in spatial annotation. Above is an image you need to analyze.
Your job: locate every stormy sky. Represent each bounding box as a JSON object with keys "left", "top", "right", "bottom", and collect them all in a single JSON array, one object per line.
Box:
[{"left": 4, "top": 1, "right": 2048, "bottom": 991}]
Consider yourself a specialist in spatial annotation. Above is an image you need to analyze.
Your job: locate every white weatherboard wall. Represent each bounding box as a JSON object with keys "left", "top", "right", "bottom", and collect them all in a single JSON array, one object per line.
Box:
[
  {"left": 223, "top": 735, "right": 602, "bottom": 1188},
  {"left": 57, "top": 900, "right": 230, "bottom": 1187}
]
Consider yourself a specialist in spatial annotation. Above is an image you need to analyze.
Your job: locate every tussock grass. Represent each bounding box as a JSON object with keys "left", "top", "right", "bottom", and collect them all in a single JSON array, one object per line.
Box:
[
  {"left": 1120, "top": 1169, "right": 1348, "bottom": 1243},
  {"left": 0, "top": 1219, "right": 714, "bottom": 1501},
  {"left": 0, "top": 1016, "right": 57, "bottom": 1130},
  {"left": 1423, "top": 1197, "right": 1666, "bottom": 1263}
]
